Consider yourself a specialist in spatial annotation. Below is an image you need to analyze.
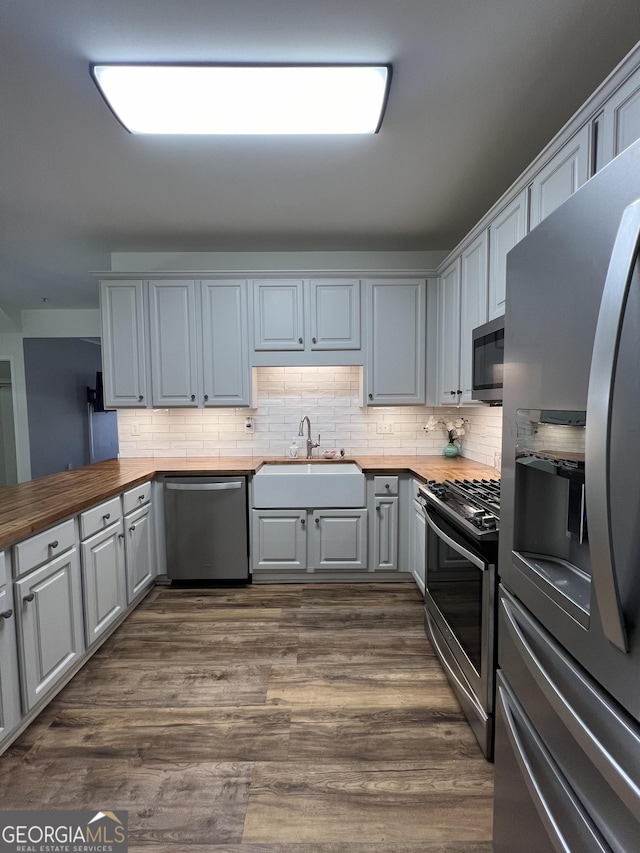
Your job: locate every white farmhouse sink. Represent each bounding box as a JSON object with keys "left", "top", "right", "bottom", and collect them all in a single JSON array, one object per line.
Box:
[{"left": 253, "top": 462, "right": 365, "bottom": 508}]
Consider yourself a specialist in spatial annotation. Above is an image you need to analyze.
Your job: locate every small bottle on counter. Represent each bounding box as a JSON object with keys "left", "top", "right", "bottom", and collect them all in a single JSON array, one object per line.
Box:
[{"left": 288, "top": 438, "right": 299, "bottom": 459}]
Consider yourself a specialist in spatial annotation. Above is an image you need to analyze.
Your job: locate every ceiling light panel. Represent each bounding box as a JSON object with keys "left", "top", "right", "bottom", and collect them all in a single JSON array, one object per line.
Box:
[{"left": 91, "top": 64, "right": 392, "bottom": 135}]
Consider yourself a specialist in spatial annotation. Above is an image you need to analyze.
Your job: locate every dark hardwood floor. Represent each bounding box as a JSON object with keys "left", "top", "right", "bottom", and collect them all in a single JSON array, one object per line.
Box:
[{"left": 0, "top": 583, "right": 493, "bottom": 851}]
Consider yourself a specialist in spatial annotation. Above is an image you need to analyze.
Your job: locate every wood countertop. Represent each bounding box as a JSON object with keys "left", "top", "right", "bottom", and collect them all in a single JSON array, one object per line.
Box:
[{"left": 0, "top": 454, "right": 497, "bottom": 551}]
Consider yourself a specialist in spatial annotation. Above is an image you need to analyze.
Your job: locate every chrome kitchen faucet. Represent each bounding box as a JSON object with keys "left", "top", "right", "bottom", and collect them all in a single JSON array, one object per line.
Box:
[{"left": 298, "top": 416, "right": 320, "bottom": 459}]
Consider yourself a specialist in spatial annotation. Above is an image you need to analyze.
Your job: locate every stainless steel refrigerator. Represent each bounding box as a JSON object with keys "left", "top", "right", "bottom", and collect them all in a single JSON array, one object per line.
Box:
[{"left": 494, "top": 138, "right": 640, "bottom": 851}]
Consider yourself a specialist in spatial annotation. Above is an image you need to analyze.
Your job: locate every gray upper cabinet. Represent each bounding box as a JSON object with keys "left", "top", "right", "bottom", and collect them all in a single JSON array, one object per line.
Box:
[
  {"left": 365, "top": 279, "right": 426, "bottom": 406},
  {"left": 148, "top": 280, "right": 199, "bottom": 407},
  {"left": 252, "top": 278, "right": 361, "bottom": 364},
  {"left": 437, "top": 260, "right": 461, "bottom": 406},
  {"left": 601, "top": 66, "right": 640, "bottom": 165},
  {"left": 101, "top": 278, "right": 252, "bottom": 408},
  {"left": 459, "top": 231, "right": 489, "bottom": 403},
  {"left": 253, "top": 280, "right": 305, "bottom": 350},
  {"left": 100, "top": 280, "right": 149, "bottom": 408},
  {"left": 488, "top": 190, "right": 527, "bottom": 320},
  {"left": 309, "top": 279, "right": 360, "bottom": 350},
  {"left": 529, "top": 125, "right": 591, "bottom": 230},
  {"left": 201, "top": 280, "right": 251, "bottom": 406}
]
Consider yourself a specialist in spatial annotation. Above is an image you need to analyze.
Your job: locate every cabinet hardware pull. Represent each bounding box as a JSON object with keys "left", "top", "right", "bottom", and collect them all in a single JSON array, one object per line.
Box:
[
  {"left": 0, "top": 609, "right": 12, "bottom": 619},
  {"left": 118, "top": 533, "right": 124, "bottom": 540},
  {"left": 298, "top": 337, "right": 303, "bottom": 344},
  {"left": 191, "top": 394, "right": 196, "bottom": 401},
  {"left": 138, "top": 495, "right": 145, "bottom": 501},
  {"left": 456, "top": 389, "right": 462, "bottom": 395},
  {"left": 312, "top": 337, "right": 317, "bottom": 344},
  {"left": 376, "top": 505, "right": 380, "bottom": 511},
  {"left": 129, "top": 525, "right": 136, "bottom": 532},
  {"left": 300, "top": 518, "right": 305, "bottom": 526},
  {"left": 204, "top": 394, "right": 209, "bottom": 402},
  {"left": 315, "top": 517, "right": 320, "bottom": 524},
  {"left": 450, "top": 390, "right": 456, "bottom": 396},
  {"left": 138, "top": 395, "right": 144, "bottom": 402},
  {"left": 103, "top": 513, "right": 111, "bottom": 521},
  {"left": 49, "top": 540, "right": 59, "bottom": 549},
  {"left": 23, "top": 593, "right": 35, "bottom": 603},
  {"left": 368, "top": 393, "right": 373, "bottom": 400},
  {"left": 385, "top": 483, "right": 391, "bottom": 490}
]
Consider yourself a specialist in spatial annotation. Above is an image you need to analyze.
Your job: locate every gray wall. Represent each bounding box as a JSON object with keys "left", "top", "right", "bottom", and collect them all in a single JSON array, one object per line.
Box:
[{"left": 23, "top": 337, "right": 105, "bottom": 479}]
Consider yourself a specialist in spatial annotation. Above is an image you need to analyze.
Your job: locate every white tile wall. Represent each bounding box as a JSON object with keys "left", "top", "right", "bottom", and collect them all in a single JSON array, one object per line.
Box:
[{"left": 117, "top": 366, "right": 503, "bottom": 467}]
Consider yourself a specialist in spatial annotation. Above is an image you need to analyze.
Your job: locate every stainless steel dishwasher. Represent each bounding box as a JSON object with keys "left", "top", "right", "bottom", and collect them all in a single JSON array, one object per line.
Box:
[{"left": 164, "top": 476, "right": 249, "bottom": 581}]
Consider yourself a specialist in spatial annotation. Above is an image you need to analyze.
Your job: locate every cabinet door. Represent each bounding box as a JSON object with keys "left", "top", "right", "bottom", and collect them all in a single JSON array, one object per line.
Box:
[
  {"left": 253, "top": 280, "right": 305, "bottom": 350},
  {"left": 488, "top": 190, "right": 527, "bottom": 319},
  {"left": 437, "top": 260, "right": 461, "bottom": 405},
  {"left": 81, "top": 521, "right": 127, "bottom": 648},
  {"left": 372, "top": 497, "right": 398, "bottom": 571},
  {"left": 601, "top": 68, "right": 640, "bottom": 165},
  {"left": 0, "top": 583, "right": 22, "bottom": 746},
  {"left": 124, "top": 504, "right": 154, "bottom": 603},
  {"left": 309, "top": 279, "right": 361, "bottom": 350},
  {"left": 251, "top": 510, "right": 307, "bottom": 571},
  {"left": 410, "top": 499, "right": 426, "bottom": 594},
  {"left": 529, "top": 125, "right": 591, "bottom": 229},
  {"left": 365, "top": 280, "right": 426, "bottom": 405},
  {"left": 201, "top": 280, "right": 251, "bottom": 406},
  {"left": 15, "top": 549, "right": 84, "bottom": 711},
  {"left": 100, "top": 280, "right": 148, "bottom": 408},
  {"left": 459, "top": 231, "right": 489, "bottom": 403},
  {"left": 148, "top": 280, "right": 199, "bottom": 407},
  {"left": 309, "top": 509, "right": 368, "bottom": 570}
]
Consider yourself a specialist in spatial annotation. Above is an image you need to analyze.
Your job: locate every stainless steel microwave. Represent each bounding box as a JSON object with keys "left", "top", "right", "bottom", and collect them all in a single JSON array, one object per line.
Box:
[{"left": 472, "top": 316, "right": 504, "bottom": 404}]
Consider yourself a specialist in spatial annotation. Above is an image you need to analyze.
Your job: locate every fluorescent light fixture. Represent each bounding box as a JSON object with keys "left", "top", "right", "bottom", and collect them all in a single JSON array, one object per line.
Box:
[{"left": 91, "top": 64, "right": 391, "bottom": 135}]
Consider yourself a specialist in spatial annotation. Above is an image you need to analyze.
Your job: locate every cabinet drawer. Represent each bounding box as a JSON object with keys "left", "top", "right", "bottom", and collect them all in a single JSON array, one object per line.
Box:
[
  {"left": 122, "top": 481, "right": 152, "bottom": 515},
  {"left": 79, "top": 496, "right": 123, "bottom": 541},
  {"left": 0, "top": 551, "right": 6, "bottom": 588},
  {"left": 13, "top": 519, "right": 76, "bottom": 578},
  {"left": 374, "top": 475, "right": 398, "bottom": 496}
]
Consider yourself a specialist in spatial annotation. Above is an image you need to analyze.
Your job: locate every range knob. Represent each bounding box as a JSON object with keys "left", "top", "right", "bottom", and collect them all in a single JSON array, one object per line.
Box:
[{"left": 482, "top": 515, "right": 497, "bottom": 530}]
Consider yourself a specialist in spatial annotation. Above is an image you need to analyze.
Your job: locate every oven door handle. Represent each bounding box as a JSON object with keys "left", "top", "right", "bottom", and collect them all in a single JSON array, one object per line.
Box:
[{"left": 423, "top": 507, "right": 486, "bottom": 571}]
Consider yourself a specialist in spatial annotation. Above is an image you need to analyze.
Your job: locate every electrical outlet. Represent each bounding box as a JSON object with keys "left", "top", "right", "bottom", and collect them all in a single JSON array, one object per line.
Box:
[
  {"left": 376, "top": 422, "right": 394, "bottom": 434},
  {"left": 131, "top": 422, "right": 140, "bottom": 436},
  {"left": 245, "top": 416, "right": 254, "bottom": 432}
]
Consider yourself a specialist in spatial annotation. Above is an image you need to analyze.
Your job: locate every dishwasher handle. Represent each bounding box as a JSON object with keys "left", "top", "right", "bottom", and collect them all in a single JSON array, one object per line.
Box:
[{"left": 166, "top": 481, "right": 243, "bottom": 492}]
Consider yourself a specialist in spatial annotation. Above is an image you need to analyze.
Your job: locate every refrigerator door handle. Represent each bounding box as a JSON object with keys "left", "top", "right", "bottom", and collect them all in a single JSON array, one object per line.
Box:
[{"left": 585, "top": 199, "right": 640, "bottom": 652}]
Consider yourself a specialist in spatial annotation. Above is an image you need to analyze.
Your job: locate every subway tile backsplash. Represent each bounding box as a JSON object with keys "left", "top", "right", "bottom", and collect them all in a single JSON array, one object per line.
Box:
[{"left": 117, "top": 366, "right": 503, "bottom": 467}]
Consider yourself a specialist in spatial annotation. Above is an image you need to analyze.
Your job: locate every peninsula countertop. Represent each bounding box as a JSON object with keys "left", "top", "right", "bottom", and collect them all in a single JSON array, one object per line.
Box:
[{"left": 0, "top": 454, "right": 498, "bottom": 550}]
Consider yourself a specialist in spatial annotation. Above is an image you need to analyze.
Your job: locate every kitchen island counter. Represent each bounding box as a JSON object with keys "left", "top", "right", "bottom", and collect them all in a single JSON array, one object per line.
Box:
[{"left": 0, "top": 454, "right": 497, "bottom": 550}]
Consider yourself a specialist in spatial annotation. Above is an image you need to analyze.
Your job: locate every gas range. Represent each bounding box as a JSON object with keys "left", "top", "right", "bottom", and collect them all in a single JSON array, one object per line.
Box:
[{"left": 418, "top": 477, "right": 501, "bottom": 541}]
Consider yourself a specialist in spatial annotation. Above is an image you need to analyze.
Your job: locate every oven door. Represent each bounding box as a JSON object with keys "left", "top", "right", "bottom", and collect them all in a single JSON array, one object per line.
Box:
[{"left": 423, "top": 503, "right": 496, "bottom": 757}]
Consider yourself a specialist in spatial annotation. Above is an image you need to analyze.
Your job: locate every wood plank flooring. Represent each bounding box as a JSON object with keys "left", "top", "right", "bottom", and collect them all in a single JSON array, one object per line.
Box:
[{"left": 0, "top": 583, "right": 493, "bottom": 852}]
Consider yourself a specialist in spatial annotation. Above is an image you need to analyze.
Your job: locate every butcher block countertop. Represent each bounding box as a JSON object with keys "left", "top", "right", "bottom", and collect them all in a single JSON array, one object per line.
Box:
[{"left": 0, "top": 454, "right": 497, "bottom": 551}]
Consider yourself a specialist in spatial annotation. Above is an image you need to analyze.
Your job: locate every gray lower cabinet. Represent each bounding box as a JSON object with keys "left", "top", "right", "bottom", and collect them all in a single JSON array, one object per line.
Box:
[
  {"left": 410, "top": 490, "right": 426, "bottom": 593},
  {"left": 369, "top": 476, "right": 399, "bottom": 572},
  {"left": 124, "top": 503, "right": 154, "bottom": 603},
  {"left": 15, "top": 547, "right": 84, "bottom": 712},
  {"left": 251, "top": 510, "right": 307, "bottom": 571},
  {"left": 364, "top": 279, "right": 427, "bottom": 405},
  {"left": 0, "top": 553, "right": 21, "bottom": 748},
  {"left": 251, "top": 508, "right": 368, "bottom": 573},
  {"left": 81, "top": 519, "right": 127, "bottom": 648},
  {"left": 309, "top": 509, "right": 368, "bottom": 570}
]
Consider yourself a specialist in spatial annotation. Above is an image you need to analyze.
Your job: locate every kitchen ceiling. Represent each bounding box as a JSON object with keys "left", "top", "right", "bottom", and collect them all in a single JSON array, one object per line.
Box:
[{"left": 3, "top": 0, "right": 640, "bottom": 311}]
